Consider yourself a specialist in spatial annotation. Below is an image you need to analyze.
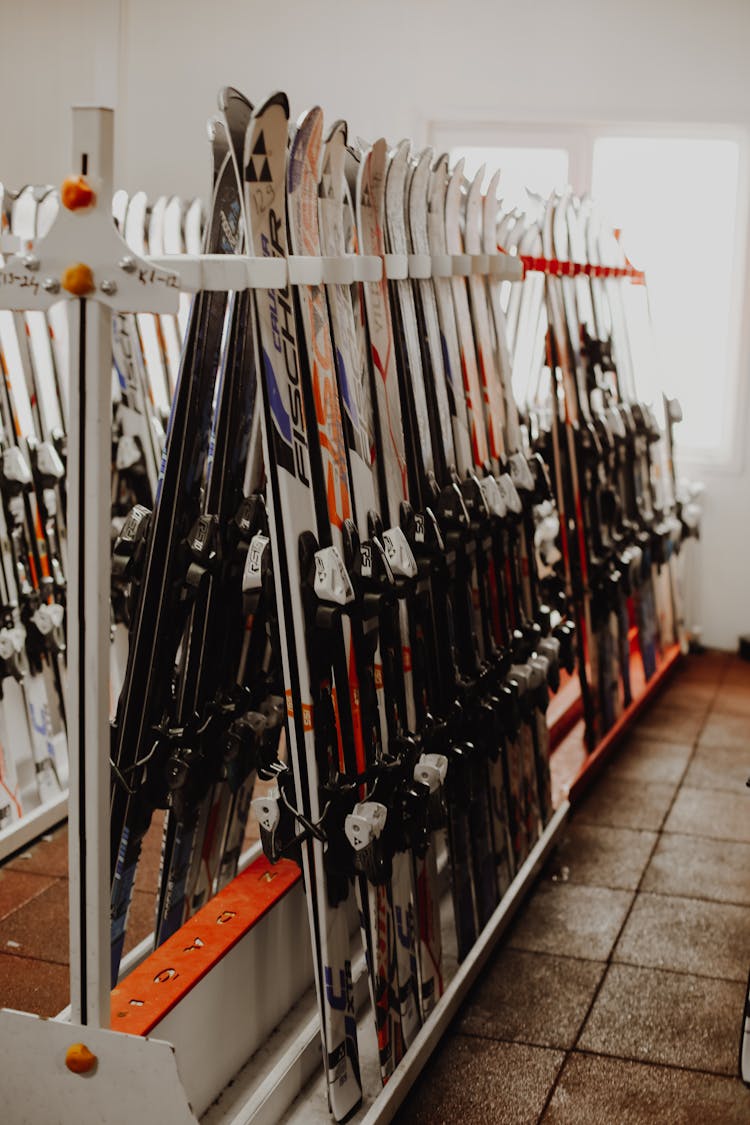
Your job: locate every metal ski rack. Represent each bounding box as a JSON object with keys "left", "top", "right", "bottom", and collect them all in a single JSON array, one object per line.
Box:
[{"left": 0, "top": 106, "right": 570, "bottom": 1125}]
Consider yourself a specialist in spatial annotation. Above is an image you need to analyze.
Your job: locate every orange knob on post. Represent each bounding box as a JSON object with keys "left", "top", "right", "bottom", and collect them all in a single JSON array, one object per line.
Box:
[
  {"left": 65, "top": 1042, "right": 98, "bottom": 1075},
  {"left": 61, "top": 175, "right": 96, "bottom": 211},
  {"left": 61, "top": 263, "right": 95, "bottom": 296}
]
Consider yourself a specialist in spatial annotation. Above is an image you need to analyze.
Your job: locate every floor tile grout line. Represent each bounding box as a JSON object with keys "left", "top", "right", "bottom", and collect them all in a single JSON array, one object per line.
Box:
[
  {"left": 455, "top": 1027, "right": 579, "bottom": 1055},
  {"left": 0, "top": 950, "right": 70, "bottom": 969},
  {"left": 535, "top": 666, "right": 719, "bottom": 1123},
  {"left": 537, "top": 1050, "right": 574, "bottom": 1121},
  {"left": 3, "top": 868, "right": 70, "bottom": 880},
  {"left": 660, "top": 826, "right": 750, "bottom": 845},
  {"left": 575, "top": 817, "right": 750, "bottom": 844},
  {"left": 537, "top": 1044, "right": 744, "bottom": 1125},
  {"left": 456, "top": 948, "right": 749, "bottom": 1044},
  {"left": 618, "top": 886, "right": 750, "bottom": 911},
  {"left": 571, "top": 1043, "right": 743, "bottom": 1083},
  {"left": 666, "top": 783, "right": 750, "bottom": 798},
  {"left": 604, "top": 956, "right": 749, "bottom": 987},
  {"left": 0, "top": 878, "right": 66, "bottom": 925},
  {"left": 498, "top": 943, "right": 638, "bottom": 971}
]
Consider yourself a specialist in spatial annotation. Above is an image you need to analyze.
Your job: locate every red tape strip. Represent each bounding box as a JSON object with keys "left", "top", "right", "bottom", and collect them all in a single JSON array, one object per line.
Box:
[{"left": 498, "top": 246, "right": 645, "bottom": 283}]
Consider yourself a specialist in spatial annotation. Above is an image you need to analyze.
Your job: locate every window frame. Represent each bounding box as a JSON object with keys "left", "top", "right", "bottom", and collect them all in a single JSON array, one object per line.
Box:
[{"left": 427, "top": 117, "right": 750, "bottom": 473}]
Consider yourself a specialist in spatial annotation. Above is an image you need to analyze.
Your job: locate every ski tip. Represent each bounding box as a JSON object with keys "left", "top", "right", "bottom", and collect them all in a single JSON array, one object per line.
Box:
[
  {"left": 206, "top": 114, "right": 227, "bottom": 144},
  {"left": 293, "top": 105, "right": 324, "bottom": 159},
  {"left": 353, "top": 135, "right": 371, "bottom": 158},
  {"left": 123, "top": 190, "right": 148, "bottom": 250},
  {"left": 408, "top": 147, "right": 432, "bottom": 216},
  {"left": 370, "top": 137, "right": 387, "bottom": 161},
  {"left": 325, "top": 119, "right": 348, "bottom": 148},
  {"left": 295, "top": 104, "right": 323, "bottom": 132},
  {"left": 364, "top": 138, "right": 388, "bottom": 192},
  {"left": 469, "top": 163, "right": 486, "bottom": 194},
  {"left": 255, "top": 90, "right": 290, "bottom": 121},
  {"left": 343, "top": 141, "right": 362, "bottom": 197},
  {"left": 414, "top": 145, "right": 434, "bottom": 172},
  {"left": 218, "top": 86, "right": 253, "bottom": 115},
  {"left": 485, "top": 166, "right": 502, "bottom": 202},
  {"left": 432, "top": 151, "right": 450, "bottom": 181},
  {"left": 289, "top": 106, "right": 324, "bottom": 192},
  {"left": 321, "top": 120, "right": 348, "bottom": 199}
]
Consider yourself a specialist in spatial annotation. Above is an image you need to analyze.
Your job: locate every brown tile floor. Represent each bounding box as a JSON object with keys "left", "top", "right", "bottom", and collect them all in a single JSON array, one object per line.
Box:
[
  {"left": 397, "top": 650, "right": 750, "bottom": 1123},
  {"left": 0, "top": 652, "right": 749, "bottom": 1124},
  {"left": 0, "top": 811, "right": 165, "bottom": 1015}
]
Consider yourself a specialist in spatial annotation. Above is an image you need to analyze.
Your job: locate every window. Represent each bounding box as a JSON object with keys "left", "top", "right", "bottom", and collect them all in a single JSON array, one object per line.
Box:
[
  {"left": 436, "top": 121, "right": 746, "bottom": 466},
  {"left": 591, "top": 137, "right": 741, "bottom": 459}
]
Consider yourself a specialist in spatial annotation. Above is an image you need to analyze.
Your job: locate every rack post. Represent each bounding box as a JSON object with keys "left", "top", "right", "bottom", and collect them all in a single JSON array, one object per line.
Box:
[
  {"left": 0, "top": 104, "right": 180, "bottom": 1027},
  {"left": 65, "top": 106, "right": 115, "bottom": 1028}
]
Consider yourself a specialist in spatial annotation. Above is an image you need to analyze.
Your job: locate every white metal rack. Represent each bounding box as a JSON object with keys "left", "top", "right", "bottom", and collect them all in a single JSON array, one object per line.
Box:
[
  {"left": 0, "top": 791, "right": 67, "bottom": 863},
  {"left": 0, "top": 106, "right": 567, "bottom": 1124}
]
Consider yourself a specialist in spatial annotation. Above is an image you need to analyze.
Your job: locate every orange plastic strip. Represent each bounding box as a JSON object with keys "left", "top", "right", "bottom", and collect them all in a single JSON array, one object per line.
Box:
[{"left": 110, "top": 854, "right": 301, "bottom": 1036}]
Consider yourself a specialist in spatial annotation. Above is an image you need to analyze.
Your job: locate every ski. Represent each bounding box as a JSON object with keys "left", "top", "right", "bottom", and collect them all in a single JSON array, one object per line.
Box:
[{"left": 242, "top": 93, "right": 363, "bottom": 1121}]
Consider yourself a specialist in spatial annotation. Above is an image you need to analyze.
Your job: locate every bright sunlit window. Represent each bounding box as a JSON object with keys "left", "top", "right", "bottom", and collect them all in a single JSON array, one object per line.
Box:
[
  {"left": 592, "top": 137, "right": 741, "bottom": 459},
  {"left": 441, "top": 123, "right": 745, "bottom": 465}
]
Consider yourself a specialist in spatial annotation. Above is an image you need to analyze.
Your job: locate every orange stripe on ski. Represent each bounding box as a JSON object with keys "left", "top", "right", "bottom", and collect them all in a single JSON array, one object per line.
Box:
[
  {"left": 27, "top": 553, "right": 39, "bottom": 591},
  {"left": 326, "top": 462, "right": 343, "bottom": 530},
  {"left": 330, "top": 683, "right": 346, "bottom": 772},
  {"left": 34, "top": 509, "right": 52, "bottom": 582},
  {"left": 312, "top": 359, "right": 325, "bottom": 426},
  {"left": 348, "top": 642, "right": 366, "bottom": 778}
]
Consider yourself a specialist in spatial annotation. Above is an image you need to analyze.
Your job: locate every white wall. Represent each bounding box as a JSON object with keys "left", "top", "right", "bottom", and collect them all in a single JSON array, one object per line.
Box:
[{"left": 2, "top": 0, "right": 749, "bottom": 647}]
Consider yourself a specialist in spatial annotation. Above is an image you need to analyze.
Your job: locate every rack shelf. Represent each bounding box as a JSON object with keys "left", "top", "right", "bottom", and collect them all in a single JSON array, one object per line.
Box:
[{"left": 0, "top": 791, "right": 67, "bottom": 863}]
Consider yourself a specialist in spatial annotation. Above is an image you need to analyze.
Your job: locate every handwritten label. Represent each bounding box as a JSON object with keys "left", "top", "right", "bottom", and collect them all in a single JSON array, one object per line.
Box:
[
  {"left": 136, "top": 267, "right": 179, "bottom": 289},
  {"left": 0, "top": 270, "right": 40, "bottom": 295}
]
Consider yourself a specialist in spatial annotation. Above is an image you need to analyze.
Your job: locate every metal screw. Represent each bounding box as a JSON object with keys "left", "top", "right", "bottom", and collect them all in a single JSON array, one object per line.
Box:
[
  {"left": 118, "top": 255, "right": 136, "bottom": 273},
  {"left": 42, "top": 278, "right": 61, "bottom": 294},
  {"left": 100, "top": 280, "right": 118, "bottom": 296},
  {"left": 23, "top": 254, "right": 40, "bottom": 272}
]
